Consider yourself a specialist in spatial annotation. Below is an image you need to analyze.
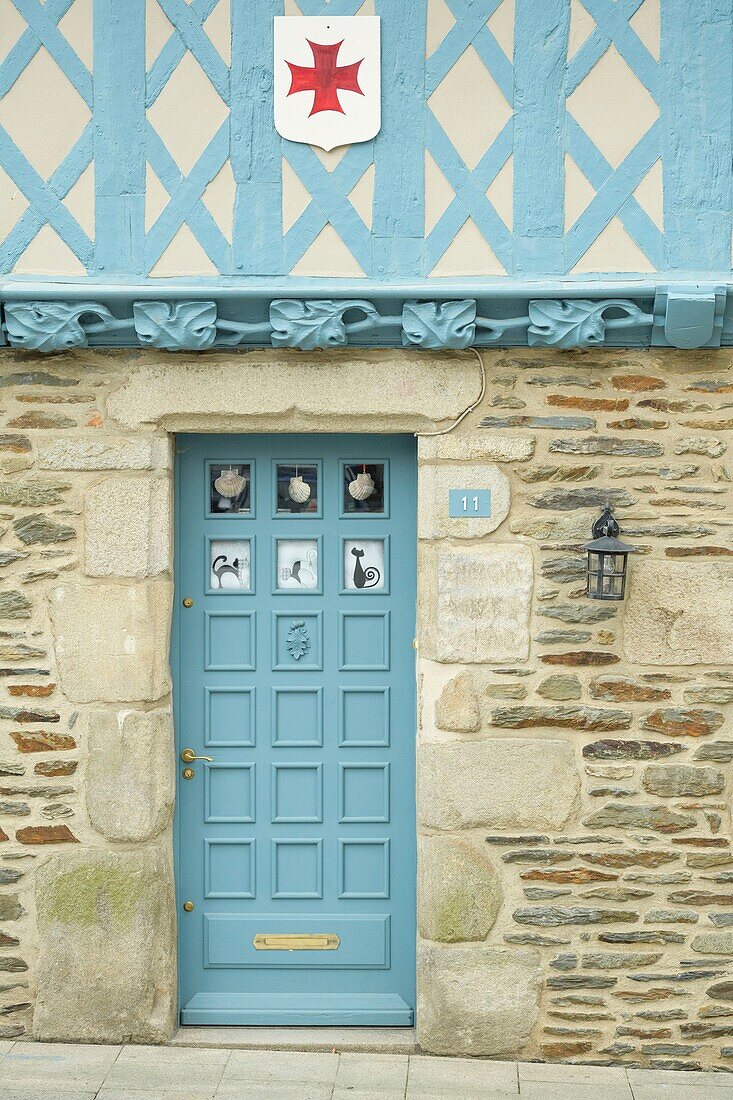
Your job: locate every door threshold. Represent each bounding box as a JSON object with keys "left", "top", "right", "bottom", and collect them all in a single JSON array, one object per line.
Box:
[
  {"left": 180, "top": 993, "right": 413, "bottom": 1028},
  {"left": 171, "top": 1026, "right": 416, "bottom": 1054}
]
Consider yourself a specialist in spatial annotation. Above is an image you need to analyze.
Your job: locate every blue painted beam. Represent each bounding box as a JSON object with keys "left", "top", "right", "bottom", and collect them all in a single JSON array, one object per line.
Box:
[
  {"left": 93, "top": 0, "right": 146, "bottom": 275},
  {"left": 373, "top": 0, "right": 427, "bottom": 277},
  {"left": 513, "top": 0, "right": 570, "bottom": 274},
  {"left": 231, "top": 0, "right": 283, "bottom": 275},
  {"left": 661, "top": 0, "right": 733, "bottom": 271}
]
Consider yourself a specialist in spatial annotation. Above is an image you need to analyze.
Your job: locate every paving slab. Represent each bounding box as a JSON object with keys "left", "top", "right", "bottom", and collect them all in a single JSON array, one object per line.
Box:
[
  {"left": 172, "top": 1026, "right": 416, "bottom": 1053},
  {"left": 630, "top": 1086, "right": 733, "bottom": 1100},
  {"left": 335, "top": 1051, "right": 409, "bottom": 1091},
  {"left": 406, "top": 1054, "right": 519, "bottom": 1097},
  {"left": 219, "top": 1048, "right": 339, "bottom": 1086},
  {"left": 99, "top": 1092, "right": 217, "bottom": 1100},
  {"left": 332, "top": 1090, "right": 406, "bottom": 1100},
  {"left": 628, "top": 1067, "right": 733, "bottom": 1090},
  {"left": 519, "top": 1082, "right": 633, "bottom": 1100},
  {"left": 0, "top": 1090, "right": 96, "bottom": 1100},
  {"left": 0, "top": 1042, "right": 120, "bottom": 1089},
  {"left": 215, "top": 1082, "right": 333, "bottom": 1100},
  {"left": 102, "top": 1045, "right": 230, "bottom": 1094},
  {"left": 520, "top": 1061, "right": 630, "bottom": 1085}
]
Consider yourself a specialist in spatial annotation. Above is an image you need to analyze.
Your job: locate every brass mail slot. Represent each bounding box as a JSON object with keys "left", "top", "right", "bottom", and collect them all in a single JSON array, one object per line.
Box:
[{"left": 253, "top": 933, "right": 340, "bottom": 951}]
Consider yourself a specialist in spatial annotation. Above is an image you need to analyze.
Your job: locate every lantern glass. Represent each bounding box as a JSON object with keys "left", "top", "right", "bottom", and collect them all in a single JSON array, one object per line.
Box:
[{"left": 586, "top": 548, "right": 628, "bottom": 601}]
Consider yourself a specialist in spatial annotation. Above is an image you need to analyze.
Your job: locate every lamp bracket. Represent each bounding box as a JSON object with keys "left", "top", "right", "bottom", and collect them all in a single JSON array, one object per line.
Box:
[{"left": 592, "top": 506, "right": 620, "bottom": 540}]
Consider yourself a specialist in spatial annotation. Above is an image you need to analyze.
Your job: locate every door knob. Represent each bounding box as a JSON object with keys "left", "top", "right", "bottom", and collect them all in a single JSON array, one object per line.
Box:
[{"left": 180, "top": 748, "right": 214, "bottom": 763}]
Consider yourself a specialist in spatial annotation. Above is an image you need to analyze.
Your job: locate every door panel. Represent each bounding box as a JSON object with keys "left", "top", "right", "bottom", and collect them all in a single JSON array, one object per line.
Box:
[{"left": 175, "top": 434, "right": 416, "bottom": 1026}]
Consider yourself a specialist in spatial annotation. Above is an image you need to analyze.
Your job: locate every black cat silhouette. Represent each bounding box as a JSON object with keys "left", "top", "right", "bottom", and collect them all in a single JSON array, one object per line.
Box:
[
  {"left": 351, "top": 547, "right": 381, "bottom": 589},
  {"left": 212, "top": 555, "right": 246, "bottom": 588}
]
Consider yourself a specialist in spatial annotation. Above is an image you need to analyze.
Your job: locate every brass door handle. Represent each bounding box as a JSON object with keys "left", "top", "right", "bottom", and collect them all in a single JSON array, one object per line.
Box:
[{"left": 180, "top": 748, "right": 214, "bottom": 763}]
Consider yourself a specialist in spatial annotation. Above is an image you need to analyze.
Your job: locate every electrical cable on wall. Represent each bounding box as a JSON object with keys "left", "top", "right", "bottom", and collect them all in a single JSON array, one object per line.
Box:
[{"left": 415, "top": 346, "right": 486, "bottom": 438}]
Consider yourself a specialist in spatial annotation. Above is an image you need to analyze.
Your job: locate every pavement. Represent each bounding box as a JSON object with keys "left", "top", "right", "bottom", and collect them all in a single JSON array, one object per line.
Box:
[{"left": 0, "top": 1041, "right": 732, "bottom": 1099}]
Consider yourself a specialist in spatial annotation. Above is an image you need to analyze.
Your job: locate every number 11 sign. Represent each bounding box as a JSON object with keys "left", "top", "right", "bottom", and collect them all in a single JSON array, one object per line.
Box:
[{"left": 448, "top": 489, "right": 492, "bottom": 518}]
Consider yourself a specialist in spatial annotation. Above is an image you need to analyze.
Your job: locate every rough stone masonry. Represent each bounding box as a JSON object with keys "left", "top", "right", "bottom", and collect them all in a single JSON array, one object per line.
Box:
[{"left": 0, "top": 346, "right": 732, "bottom": 1070}]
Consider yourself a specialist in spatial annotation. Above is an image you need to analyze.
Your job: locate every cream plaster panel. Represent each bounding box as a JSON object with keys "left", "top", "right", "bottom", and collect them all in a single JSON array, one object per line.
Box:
[
  {"left": 0, "top": 164, "right": 28, "bottom": 243},
  {"left": 0, "top": 0, "right": 27, "bottom": 62},
  {"left": 487, "top": 0, "right": 514, "bottom": 62},
  {"left": 0, "top": 47, "right": 91, "bottom": 180},
  {"left": 203, "top": 0, "right": 231, "bottom": 66},
  {"left": 201, "top": 160, "right": 236, "bottom": 241},
  {"left": 145, "top": 165, "right": 169, "bottom": 231},
  {"left": 13, "top": 225, "right": 86, "bottom": 276},
  {"left": 564, "top": 154, "right": 595, "bottom": 230},
  {"left": 486, "top": 156, "right": 513, "bottom": 230},
  {"left": 632, "top": 158, "right": 663, "bottom": 230},
  {"left": 149, "top": 224, "right": 218, "bottom": 277},
  {"left": 573, "top": 216, "right": 655, "bottom": 274},
  {"left": 630, "top": 0, "right": 660, "bottom": 61},
  {"left": 424, "top": 150, "right": 454, "bottom": 234},
  {"left": 58, "top": 0, "right": 94, "bottom": 69},
  {"left": 147, "top": 51, "right": 228, "bottom": 176},
  {"left": 431, "top": 218, "right": 505, "bottom": 276},
  {"left": 63, "top": 163, "right": 95, "bottom": 238},
  {"left": 427, "top": 0, "right": 456, "bottom": 56},
  {"left": 567, "top": 46, "right": 658, "bottom": 169},
  {"left": 569, "top": 0, "right": 596, "bottom": 60},
  {"left": 282, "top": 158, "right": 312, "bottom": 233},
  {"left": 146, "top": 0, "right": 174, "bottom": 69},
  {"left": 290, "top": 224, "right": 365, "bottom": 277},
  {"left": 314, "top": 145, "right": 349, "bottom": 172},
  {"left": 349, "top": 163, "right": 375, "bottom": 229},
  {"left": 106, "top": 350, "right": 481, "bottom": 432},
  {"left": 429, "top": 46, "right": 512, "bottom": 170}
]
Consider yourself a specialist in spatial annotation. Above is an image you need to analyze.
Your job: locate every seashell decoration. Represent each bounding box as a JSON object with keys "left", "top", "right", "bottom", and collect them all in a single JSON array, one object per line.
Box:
[
  {"left": 349, "top": 470, "right": 375, "bottom": 501},
  {"left": 214, "top": 468, "right": 246, "bottom": 498},
  {"left": 288, "top": 475, "right": 311, "bottom": 503}
]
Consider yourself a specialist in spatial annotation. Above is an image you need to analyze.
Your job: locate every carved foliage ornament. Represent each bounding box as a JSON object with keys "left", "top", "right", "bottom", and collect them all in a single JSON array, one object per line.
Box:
[
  {"left": 401, "top": 299, "right": 477, "bottom": 349},
  {"left": 0, "top": 295, "right": 674, "bottom": 351},
  {"left": 4, "top": 301, "right": 114, "bottom": 352},
  {"left": 133, "top": 300, "right": 217, "bottom": 350},
  {"left": 527, "top": 299, "right": 651, "bottom": 349},
  {"left": 270, "top": 298, "right": 380, "bottom": 350}
]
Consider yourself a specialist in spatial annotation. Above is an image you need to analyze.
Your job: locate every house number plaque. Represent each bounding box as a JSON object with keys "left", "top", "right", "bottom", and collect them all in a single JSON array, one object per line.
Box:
[{"left": 448, "top": 489, "right": 491, "bottom": 517}]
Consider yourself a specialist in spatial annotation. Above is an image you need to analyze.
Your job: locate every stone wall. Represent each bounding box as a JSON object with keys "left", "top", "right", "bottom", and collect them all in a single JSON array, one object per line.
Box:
[{"left": 0, "top": 347, "right": 732, "bottom": 1069}]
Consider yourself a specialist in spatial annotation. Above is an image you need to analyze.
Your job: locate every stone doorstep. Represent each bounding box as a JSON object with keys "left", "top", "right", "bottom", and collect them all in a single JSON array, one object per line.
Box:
[{"left": 170, "top": 1026, "right": 417, "bottom": 1054}]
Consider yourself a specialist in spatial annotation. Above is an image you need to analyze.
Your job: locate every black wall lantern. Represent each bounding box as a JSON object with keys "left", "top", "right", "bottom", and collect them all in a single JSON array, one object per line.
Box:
[{"left": 585, "top": 506, "right": 635, "bottom": 601}]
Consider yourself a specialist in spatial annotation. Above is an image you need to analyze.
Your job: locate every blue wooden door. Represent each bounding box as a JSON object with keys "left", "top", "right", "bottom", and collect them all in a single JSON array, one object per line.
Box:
[{"left": 175, "top": 434, "right": 416, "bottom": 1026}]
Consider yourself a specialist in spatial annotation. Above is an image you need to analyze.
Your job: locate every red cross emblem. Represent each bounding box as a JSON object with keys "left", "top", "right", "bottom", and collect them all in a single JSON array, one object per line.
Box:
[
  {"left": 286, "top": 39, "right": 364, "bottom": 116},
  {"left": 274, "top": 16, "right": 381, "bottom": 151}
]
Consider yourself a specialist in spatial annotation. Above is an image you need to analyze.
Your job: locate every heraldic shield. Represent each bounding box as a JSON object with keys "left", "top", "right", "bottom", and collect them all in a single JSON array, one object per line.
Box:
[{"left": 274, "top": 16, "right": 381, "bottom": 151}]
